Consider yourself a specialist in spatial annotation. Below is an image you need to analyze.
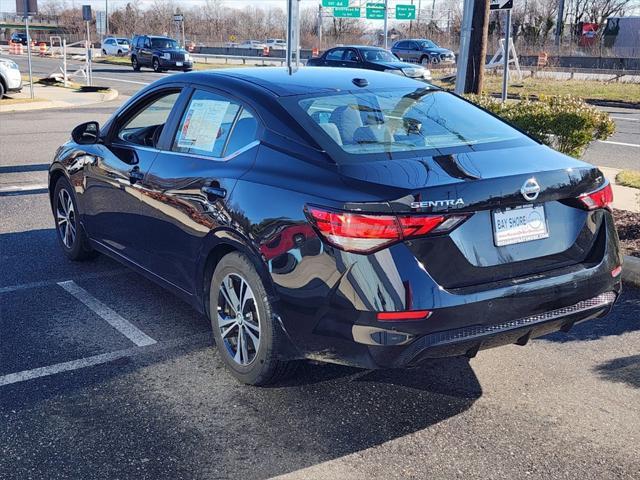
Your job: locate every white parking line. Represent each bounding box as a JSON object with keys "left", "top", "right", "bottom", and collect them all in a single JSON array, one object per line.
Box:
[
  {"left": 0, "top": 269, "right": 128, "bottom": 294},
  {"left": 0, "top": 348, "right": 135, "bottom": 386},
  {"left": 91, "top": 76, "right": 151, "bottom": 85},
  {"left": 0, "top": 333, "right": 210, "bottom": 387},
  {"left": 0, "top": 184, "right": 48, "bottom": 193},
  {"left": 598, "top": 140, "right": 640, "bottom": 148},
  {"left": 58, "top": 280, "right": 157, "bottom": 347},
  {"left": 610, "top": 117, "right": 639, "bottom": 122}
]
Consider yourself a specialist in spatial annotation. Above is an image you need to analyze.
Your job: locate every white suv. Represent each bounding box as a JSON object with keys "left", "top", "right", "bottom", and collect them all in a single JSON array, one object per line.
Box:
[
  {"left": 0, "top": 56, "right": 22, "bottom": 98},
  {"left": 101, "top": 37, "right": 131, "bottom": 56}
]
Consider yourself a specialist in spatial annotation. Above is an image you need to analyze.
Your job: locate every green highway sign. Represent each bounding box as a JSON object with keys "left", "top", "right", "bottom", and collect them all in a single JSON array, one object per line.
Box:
[
  {"left": 322, "top": 0, "right": 349, "bottom": 7},
  {"left": 334, "top": 7, "right": 361, "bottom": 18},
  {"left": 395, "top": 4, "right": 416, "bottom": 20},
  {"left": 366, "top": 3, "right": 385, "bottom": 19}
]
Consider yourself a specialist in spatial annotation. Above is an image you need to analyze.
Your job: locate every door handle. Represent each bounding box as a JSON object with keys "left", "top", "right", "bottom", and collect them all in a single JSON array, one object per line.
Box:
[
  {"left": 201, "top": 185, "right": 227, "bottom": 200},
  {"left": 129, "top": 167, "right": 144, "bottom": 184}
]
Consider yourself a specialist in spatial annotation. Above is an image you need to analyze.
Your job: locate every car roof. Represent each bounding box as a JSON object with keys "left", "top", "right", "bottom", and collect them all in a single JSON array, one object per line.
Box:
[
  {"left": 160, "top": 67, "right": 426, "bottom": 97},
  {"left": 330, "top": 45, "right": 385, "bottom": 50}
]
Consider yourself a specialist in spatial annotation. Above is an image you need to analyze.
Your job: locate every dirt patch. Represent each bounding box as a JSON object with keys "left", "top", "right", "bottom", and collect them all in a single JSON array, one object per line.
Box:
[{"left": 614, "top": 209, "right": 640, "bottom": 258}]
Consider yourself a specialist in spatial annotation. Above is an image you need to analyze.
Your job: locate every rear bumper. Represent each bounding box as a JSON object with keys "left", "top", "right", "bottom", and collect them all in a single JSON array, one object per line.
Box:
[
  {"left": 2, "top": 69, "right": 22, "bottom": 90},
  {"left": 367, "top": 291, "right": 618, "bottom": 368},
  {"left": 274, "top": 210, "right": 622, "bottom": 369}
]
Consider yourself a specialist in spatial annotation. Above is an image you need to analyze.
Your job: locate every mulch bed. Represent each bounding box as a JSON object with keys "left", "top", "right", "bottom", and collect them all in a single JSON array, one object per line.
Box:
[{"left": 614, "top": 209, "right": 640, "bottom": 258}]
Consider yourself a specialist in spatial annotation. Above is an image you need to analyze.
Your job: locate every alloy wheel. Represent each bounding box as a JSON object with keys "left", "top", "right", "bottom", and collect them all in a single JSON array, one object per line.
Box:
[
  {"left": 217, "top": 273, "right": 261, "bottom": 366},
  {"left": 56, "top": 188, "right": 76, "bottom": 248}
]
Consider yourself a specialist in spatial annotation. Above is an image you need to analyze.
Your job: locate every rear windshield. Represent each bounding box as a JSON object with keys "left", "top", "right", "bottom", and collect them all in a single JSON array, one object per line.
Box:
[
  {"left": 295, "top": 88, "right": 526, "bottom": 158},
  {"left": 117, "top": 39, "right": 129, "bottom": 45}
]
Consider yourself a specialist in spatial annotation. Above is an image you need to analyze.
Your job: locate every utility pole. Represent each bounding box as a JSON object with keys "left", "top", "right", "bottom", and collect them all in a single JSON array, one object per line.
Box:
[
  {"left": 555, "top": 0, "right": 565, "bottom": 47},
  {"left": 409, "top": 0, "right": 414, "bottom": 37},
  {"left": 464, "top": 0, "right": 490, "bottom": 94},
  {"left": 105, "top": 0, "right": 109, "bottom": 36}
]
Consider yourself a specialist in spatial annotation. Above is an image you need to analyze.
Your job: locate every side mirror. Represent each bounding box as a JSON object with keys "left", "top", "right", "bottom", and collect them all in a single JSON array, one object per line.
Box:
[{"left": 72, "top": 121, "right": 100, "bottom": 145}]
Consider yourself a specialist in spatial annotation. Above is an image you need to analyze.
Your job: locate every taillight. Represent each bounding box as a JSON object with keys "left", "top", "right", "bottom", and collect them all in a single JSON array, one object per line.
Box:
[
  {"left": 578, "top": 183, "right": 613, "bottom": 210},
  {"left": 305, "top": 206, "right": 468, "bottom": 254}
]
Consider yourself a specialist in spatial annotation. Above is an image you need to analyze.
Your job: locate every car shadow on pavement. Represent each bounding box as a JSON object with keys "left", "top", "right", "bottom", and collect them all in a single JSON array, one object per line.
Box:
[
  {"left": 0, "top": 342, "right": 482, "bottom": 480},
  {"left": 0, "top": 163, "right": 49, "bottom": 174},
  {"left": 594, "top": 354, "right": 640, "bottom": 389},
  {"left": 0, "top": 228, "right": 485, "bottom": 479},
  {"left": 541, "top": 287, "right": 640, "bottom": 343}
]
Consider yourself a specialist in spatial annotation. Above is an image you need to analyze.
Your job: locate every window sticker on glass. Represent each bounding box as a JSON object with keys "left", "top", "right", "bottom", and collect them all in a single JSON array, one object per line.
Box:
[{"left": 176, "top": 99, "right": 231, "bottom": 152}]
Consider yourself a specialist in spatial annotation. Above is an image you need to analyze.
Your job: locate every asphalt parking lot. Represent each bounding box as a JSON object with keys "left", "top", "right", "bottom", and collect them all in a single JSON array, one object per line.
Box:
[{"left": 1, "top": 61, "right": 640, "bottom": 479}]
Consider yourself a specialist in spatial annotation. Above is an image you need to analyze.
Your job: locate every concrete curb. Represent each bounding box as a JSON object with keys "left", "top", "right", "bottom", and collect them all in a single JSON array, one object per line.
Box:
[
  {"left": 622, "top": 255, "right": 640, "bottom": 289},
  {"left": 0, "top": 88, "right": 119, "bottom": 113},
  {"left": 101, "top": 88, "right": 119, "bottom": 103}
]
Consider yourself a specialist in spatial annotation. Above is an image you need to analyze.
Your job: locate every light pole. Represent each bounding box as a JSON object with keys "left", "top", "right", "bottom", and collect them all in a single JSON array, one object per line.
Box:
[{"left": 383, "top": 0, "right": 389, "bottom": 49}]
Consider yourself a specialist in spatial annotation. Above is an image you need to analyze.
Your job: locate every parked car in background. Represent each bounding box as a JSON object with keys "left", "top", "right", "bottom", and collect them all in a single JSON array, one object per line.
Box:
[
  {"left": 391, "top": 39, "right": 456, "bottom": 65},
  {"left": 238, "top": 40, "right": 267, "bottom": 50},
  {"left": 10, "top": 32, "right": 29, "bottom": 45},
  {"left": 307, "top": 46, "right": 431, "bottom": 81},
  {"left": 101, "top": 37, "right": 131, "bottom": 56},
  {"left": 130, "top": 35, "right": 193, "bottom": 72},
  {"left": 265, "top": 39, "right": 286, "bottom": 50},
  {"left": 49, "top": 67, "right": 621, "bottom": 386},
  {"left": 0, "top": 55, "right": 22, "bottom": 98}
]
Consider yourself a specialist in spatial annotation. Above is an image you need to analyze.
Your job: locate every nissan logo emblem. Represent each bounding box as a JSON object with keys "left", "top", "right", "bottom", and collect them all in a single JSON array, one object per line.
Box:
[{"left": 521, "top": 178, "right": 541, "bottom": 201}]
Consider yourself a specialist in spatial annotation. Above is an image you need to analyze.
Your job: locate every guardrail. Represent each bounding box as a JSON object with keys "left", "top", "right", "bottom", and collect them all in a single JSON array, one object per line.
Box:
[{"left": 191, "top": 53, "right": 308, "bottom": 66}]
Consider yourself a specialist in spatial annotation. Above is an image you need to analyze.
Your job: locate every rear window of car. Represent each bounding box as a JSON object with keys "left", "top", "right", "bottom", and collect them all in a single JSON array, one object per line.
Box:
[{"left": 292, "top": 88, "right": 530, "bottom": 160}]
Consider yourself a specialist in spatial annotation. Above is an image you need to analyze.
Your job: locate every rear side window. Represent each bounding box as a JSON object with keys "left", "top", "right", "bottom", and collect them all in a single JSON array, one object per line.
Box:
[
  {"left": 172, "top": 90, "right": 256, "bottom": 158},
  {"left": 326, "top": 49, "right": 345, "bottom": 61},
  {"left": 225, "top": 109, "right": 258, "bottom": 155}
]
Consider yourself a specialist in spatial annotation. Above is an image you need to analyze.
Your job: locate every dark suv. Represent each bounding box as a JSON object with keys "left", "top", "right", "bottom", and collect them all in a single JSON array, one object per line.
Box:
[
  {"left": 130, "top": 35, "right": 193, "bottom": 72},
  {"left": 391, "top": 39, "right": 456, "bottom": 65}
]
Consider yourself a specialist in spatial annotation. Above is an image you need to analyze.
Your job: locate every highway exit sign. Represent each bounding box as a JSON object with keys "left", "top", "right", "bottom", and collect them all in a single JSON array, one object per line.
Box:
[
  {"left": 366, "top": 3, "right": 385, "bottom": 19},
  {"left": 490, "top": 0, "right": 513, "bottom": 10},
  {"left": 334, "top": 7, "right": 361, "bottom": 18},
  {"left": 323, "top": 0, "right": 349, "bottom": 7},
  {"left": 395, "top": 4, "right": 416, "bottom": 19}
]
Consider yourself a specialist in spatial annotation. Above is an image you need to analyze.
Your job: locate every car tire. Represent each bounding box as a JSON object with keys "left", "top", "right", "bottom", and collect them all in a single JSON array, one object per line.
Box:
[
  {"left": 183, "top": 68, "right": 192, "bottom": 72},
  {"left": 152, "top": 58, "right": 162, "bottom": 73},
  {"left": 132, "top": 56, "right": 140, "bottom": 71},
  {"left": 117, "top": 49, "right": 122, "bottom": 56},
  {"left": 420, "top": 55, "right": 431, "bottom": 66},
  {"left": 0, "top": 81, "right": 5, "bottom": 99},
  {"left": 53, "top": 177, "right": 97, "bottom": 261},
  {"left": 209, "top": 252, "right": 297, "bottom": 386},
  {"left": 102, "top": 49, "right": 107, "bottom": 55}
]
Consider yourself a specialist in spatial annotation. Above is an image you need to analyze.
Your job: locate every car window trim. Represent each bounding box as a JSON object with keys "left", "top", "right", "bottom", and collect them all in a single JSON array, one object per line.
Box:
[{"left": 161, "top": 139, "right": 260, "bottom": 163}]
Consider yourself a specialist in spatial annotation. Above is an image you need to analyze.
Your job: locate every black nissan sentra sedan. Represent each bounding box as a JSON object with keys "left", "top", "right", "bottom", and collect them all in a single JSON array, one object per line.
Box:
[{"left": 49, "top": 68, "right": 622, "bottom": 385}]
